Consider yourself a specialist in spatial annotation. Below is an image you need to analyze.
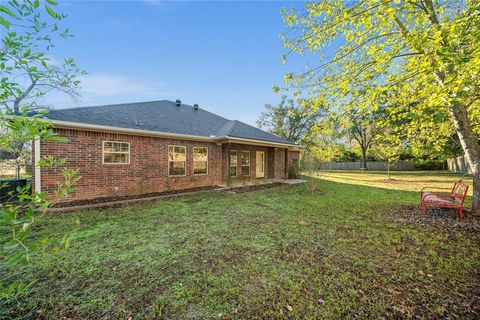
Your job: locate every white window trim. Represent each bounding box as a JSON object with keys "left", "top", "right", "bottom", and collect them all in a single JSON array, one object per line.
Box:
[
  {"left": 241, "top": 150, "right": 250, "bottom": 176},
  {"left": 168, "top": 145, "right": 187, "bottom": 177},
  {"left": 230, "top": 149, "right": 237, "bottom": 177},
  {"left": 102, "top": 141, "right": 130, "bottom": 165},
  {"left": 193, "top": 146, "right": 208, "bottom": 176}
]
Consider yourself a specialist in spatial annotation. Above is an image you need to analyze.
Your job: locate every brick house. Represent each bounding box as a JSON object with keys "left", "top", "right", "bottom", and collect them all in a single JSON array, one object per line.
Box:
[{"left": 33, "top": 100, "right": 300, "bottom": 202}]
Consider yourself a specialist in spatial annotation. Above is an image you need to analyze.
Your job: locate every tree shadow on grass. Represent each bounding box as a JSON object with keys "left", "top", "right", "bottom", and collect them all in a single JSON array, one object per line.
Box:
[
  {"left": 322, "top": 172, "right": 472, "bottom": 185},
  {"left": 326, "top": 170, "right": 469, "bottom": 178},
  {"left": 383, "top": 203, "right": 480, "bottom": 235},
  {"left": 1, "top": 177, "right": 480, "bottom": 319},
  {"left": 309, "top": 176, "right": 478, "bottom": 233}
]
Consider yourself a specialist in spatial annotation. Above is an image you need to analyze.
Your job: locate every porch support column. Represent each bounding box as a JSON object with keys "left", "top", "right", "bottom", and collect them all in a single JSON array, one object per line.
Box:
[
  {"left": 227, "top": 142, "right": 231, "bottom": 187},
  {"left": 284, "top": 148, "right": 288, "bottom": 180},
  {"left": 34, "top": 136, "right": 41, "bottom": 192},
  {"left": 264, "top": 148, "right": 268, "bottom": 182}
]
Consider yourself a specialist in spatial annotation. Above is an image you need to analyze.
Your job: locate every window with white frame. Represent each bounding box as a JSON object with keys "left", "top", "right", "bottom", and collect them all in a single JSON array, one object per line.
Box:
[
  {"left": 103, "top": 141, "right": 130, "bottom": 164},
  {"left": 193, "top": 146, "right": 208, "bottom": 175},
  {"left": 230, "top": 150, "right": 237, "bottom": 177},
  {"left": 168, "top": 145, "right": 186, "bottom": 176},
  {"left": 240, "top": 151, "right": 250, "bottom": 176}
]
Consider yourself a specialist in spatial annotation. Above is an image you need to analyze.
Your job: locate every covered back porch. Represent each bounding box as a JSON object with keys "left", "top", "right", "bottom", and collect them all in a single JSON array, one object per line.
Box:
[{"left": 219, "top": 139, "right": 300, "bottom": 187}]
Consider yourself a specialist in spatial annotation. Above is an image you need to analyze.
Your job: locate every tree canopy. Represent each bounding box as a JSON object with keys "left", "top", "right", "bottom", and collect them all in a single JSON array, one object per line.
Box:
[
  {"left": 1, "top": 0, "right": 84, "bottom": 113},
  {"left": 279, "top": 0, "right": 480, "bottom": 214},
  {"left": 1, "top": 1, "right": 80, "bottom": 295},
  {"left": 257, "top": 95, "right": 325, "bottom": 144}
]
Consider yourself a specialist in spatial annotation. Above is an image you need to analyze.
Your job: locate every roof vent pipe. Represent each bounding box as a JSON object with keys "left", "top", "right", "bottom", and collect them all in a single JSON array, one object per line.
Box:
[
  {"left": 193, "top": 104, "right": 199, "bottom": 110},
  {"left": 175, "top": 99, "right": 181, "bottom": 106}
]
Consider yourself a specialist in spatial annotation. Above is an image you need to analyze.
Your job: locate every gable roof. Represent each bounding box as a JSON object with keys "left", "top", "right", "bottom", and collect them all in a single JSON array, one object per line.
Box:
[{"left": 37, "top": 100, "right": 296, "bottom": 145}]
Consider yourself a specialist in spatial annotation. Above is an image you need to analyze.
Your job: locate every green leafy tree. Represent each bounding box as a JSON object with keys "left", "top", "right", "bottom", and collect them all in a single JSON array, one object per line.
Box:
[
  {"left": 280, "top": 0, "right": 480, "bottom": 214},
  {"left": 379, "top": 93, "right": 464, "bottom": 161},
  {"left": 1, "top": 0, "right": 81, "bottom": 298},
  {"left": 302, "top": 150, "right": 322, "bottom": 194},
  {"left": 340, "top": 106, "right": 383, "bottom": 170},
  {"left": 306, "top": 115, "right": 345, "bottom": 169},
  {"left": 257, "top": 95, "right": 325, "bottom": 144},
  {"left": 333, "top": 150, "right": 360, "bottom": 162},
  {"left": 373, "top": 134, "right": 407, "bottom": 180},
  {"left": 1, "top": 0, "right": 84, "bottom": 175},
  {"left": 1, "top": 0, "right": 83, "bottom": 112}
]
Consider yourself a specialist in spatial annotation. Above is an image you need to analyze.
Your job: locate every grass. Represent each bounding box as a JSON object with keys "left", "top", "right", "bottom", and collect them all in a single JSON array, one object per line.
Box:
[
  {"left": 321, "top": 170, "right": 473, "bottom": 192},
  {"left": 1, "top": 171, "right": 479, "bottom": 319}
]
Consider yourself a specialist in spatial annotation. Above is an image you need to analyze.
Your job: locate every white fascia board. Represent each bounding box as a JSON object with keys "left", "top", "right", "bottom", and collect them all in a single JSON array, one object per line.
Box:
[
  {"left": 50, "top": 120, "right": 216, "bottom": 142},
  {"left": 224, "top": 136, "right": 299, "bottom": 149},
  {"left": 39, "top": 119, "right": 301, "bottom": 149}
]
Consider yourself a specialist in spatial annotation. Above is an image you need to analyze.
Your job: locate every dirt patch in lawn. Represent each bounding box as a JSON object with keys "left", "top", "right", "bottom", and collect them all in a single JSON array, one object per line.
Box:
[
  {"left": 227, "top": 182, "right": 285, "bottom": 194},
  {"left": 53, "top": 183, "right": 285, "bottom": 210},
  {"left": 387, "top": 203, "right": 480, "bottom": 235},
  {"left": 54, "top": 186, "right": 222, "bottom": 208}
]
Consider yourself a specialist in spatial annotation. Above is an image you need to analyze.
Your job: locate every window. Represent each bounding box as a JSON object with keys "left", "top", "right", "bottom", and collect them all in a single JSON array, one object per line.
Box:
[
  {"left": 230, "top": 150, "right": 237, "bottom": 177},
  {"left": 168, "top": 145, "right": 186, "bottom": 176},
  {"left": 193, "top": 147, "right": 208, "bottom": 175},
  {"left": 103, "top": 141, "right": 130, "bottom": 164},
  {"left": 240, "top": 151, "right": 250, "bottom": 176}
]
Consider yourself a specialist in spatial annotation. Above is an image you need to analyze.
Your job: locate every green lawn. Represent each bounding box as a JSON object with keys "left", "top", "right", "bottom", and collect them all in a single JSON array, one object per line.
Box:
[
  {"left": 321, "top": 170, "right": 473, "bottom": 193},
  {"left": 1, "top": 171, "right": 479, "bottom": 319}
]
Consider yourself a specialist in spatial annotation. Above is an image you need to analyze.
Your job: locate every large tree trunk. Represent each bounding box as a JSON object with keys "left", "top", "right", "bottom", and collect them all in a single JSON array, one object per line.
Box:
[
  {"left": 449, "top": 100, "right": 480, "bottom": 215},
  {"left": 474, "top": 174, "right": 480, "bottom": 216},
  {"left": 361, "top": 147, "right": 368, "bottom": 170}
]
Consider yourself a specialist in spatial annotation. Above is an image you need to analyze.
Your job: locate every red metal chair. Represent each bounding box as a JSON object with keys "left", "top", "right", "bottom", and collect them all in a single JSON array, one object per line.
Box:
[{"left": 421, "top": 180, "right": 469, "bottom": 221}]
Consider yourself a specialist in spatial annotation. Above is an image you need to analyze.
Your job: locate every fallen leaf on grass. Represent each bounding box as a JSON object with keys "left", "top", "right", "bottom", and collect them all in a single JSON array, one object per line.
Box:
[
  {"left": 387, "top": 288, "right": 401, "bottom": 295},
  {"left": 357, "top": 290, "right": 365, "bottom": 299},
  {"left": 286, "top": 305, "right": 293, "bottom": 312}
]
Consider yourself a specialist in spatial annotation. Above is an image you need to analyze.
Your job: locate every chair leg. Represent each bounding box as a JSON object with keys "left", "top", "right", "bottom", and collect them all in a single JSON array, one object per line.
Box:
[
  {"left": 422, "top": 202, "right": 427, "bottom": 219},
  {"left": 459, "top": 207, "right": 464, "bottom": 221}
]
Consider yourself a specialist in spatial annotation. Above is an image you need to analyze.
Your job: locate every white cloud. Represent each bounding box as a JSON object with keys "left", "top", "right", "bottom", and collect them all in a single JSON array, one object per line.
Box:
[
  {"left": 43, "top": 73, "right": 177, "bottom": 109},
  {"left": 143, "top": 0, "right": 182, "bottom": 11},
  {"left": 78, "top": 73, "right": 167, "bottom": 97},
  {"left": 143, "top": 0, "right": 164, "bottom": 7}
]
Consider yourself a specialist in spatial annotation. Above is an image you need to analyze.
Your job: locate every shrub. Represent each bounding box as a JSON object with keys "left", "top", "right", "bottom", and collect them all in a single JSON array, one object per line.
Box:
[
  {"left": 302, "top": 152, "right": 321, "bottom": 194},
  {"left": 288, "top": 161, "right": 300, "bottom": 179},
  {"left": 413, "top": 159, "right": 445, "bottom": 170}
]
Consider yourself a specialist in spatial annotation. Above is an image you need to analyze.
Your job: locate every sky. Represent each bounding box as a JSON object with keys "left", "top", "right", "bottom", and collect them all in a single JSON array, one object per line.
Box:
[{"left": 39, "top": 0, "right": 310, "bottom": 126}]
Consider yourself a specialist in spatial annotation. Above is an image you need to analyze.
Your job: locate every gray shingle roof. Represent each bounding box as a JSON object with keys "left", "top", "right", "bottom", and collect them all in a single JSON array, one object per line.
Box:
[{"left": 39, "top": 100, "right": 295, "bottom": 145}]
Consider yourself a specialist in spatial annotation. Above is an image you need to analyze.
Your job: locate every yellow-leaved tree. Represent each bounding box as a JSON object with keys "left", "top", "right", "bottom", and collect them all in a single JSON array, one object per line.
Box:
[{"left": 279, "top": 0, "right": 480, "bottom": 215}]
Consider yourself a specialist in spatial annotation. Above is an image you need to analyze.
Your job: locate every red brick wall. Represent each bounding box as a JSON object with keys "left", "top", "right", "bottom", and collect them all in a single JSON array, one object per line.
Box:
[
  {"left": 287, "top": 150, "right": 300, "bottom": 178},
  {"left": 36, "top": 128, "right": 298, "bottom": 201},
  {"left": 221, "top": 143, "right": 266, "bottom": 184},
  {"left": 221, "top": 143, "right": 288, "bottom": 183},
  {"left": 39, "top": 128, "right": 222, "bottom": 201},
  {"left": 288, "top": 150, "right": 300, "bottom": 166},
  {"left": 273, "top": 148, "right": 286, "bottom": 179},
  {"left": 266, "top": 147, "right": 275, "bottom": 179}
]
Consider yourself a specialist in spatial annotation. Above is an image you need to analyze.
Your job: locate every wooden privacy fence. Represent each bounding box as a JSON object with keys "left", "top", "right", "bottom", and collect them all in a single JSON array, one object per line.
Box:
[
  {"left": 313, "top": 160, "right": 417, "bottom": 171},
  {"left": 447, "top": 155, "right": 472, "bottom": 174}
]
